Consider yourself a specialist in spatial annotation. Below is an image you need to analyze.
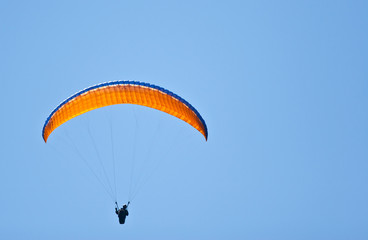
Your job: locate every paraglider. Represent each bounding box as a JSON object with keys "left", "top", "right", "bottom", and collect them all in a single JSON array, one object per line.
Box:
[
  {"left": 42, "top": 80, "right": 208, "bottom": 224},
  {"left": 115, "top": 201, "right": 130, "bottom": 224}
]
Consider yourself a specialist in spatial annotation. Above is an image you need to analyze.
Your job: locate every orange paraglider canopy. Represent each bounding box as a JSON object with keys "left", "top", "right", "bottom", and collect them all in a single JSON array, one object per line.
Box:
[{"left": 42, "top": 81, "right": 208, "bottom": 142}]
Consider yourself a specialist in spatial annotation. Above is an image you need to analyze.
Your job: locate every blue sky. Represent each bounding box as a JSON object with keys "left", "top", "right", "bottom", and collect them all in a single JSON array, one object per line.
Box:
[{"left": 1, "top": 0, "right": 367, "bottom": 239}]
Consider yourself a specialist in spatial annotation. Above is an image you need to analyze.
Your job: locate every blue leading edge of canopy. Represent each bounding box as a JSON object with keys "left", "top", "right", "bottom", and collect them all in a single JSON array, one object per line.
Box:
[{"left": 42, "top": 81, "right": 208, "bottom": 141}]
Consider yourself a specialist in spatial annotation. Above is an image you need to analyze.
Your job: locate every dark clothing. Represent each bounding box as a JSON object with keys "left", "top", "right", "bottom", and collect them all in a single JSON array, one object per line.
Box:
[{"left": 115, "top": 208, "right": 129, "bottom": 224}]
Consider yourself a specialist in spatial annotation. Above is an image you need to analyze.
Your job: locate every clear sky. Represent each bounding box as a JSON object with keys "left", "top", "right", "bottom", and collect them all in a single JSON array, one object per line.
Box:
[{"left": 1, "top": 0, "right": 367, "bottom": 239}]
